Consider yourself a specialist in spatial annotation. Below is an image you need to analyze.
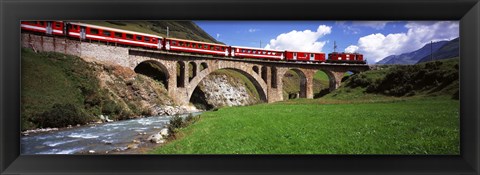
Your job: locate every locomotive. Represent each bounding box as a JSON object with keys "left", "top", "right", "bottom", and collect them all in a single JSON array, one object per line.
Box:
[{"left": 21, "top": 21, "right": 366, "bottom": 64}]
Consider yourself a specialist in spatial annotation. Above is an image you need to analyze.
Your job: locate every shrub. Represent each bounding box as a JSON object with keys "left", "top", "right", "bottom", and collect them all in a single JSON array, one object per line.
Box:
[
  {"left": 167, "top": 114, "right": 200, "bottom": 136},
  {"left": 33, "top": 103, "right": 91, "bottom": 128},
  {"left": 168, "top": 115, "right": 184, "bottom": 134}
]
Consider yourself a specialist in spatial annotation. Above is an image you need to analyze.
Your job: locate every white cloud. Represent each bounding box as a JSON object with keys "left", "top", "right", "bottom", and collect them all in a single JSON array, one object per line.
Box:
[
  {"left": 346, "top": 21, "right": 459, "bottom": 63},
  {"left": 264, "top": 25, "right": 332, "bottom": 52},
  {"left": 216, "top": 33, "right": 220, "bottom": 38},
  {"left": 248, "top": 28, "right": 259, "bottom": 33},
  {"left": 345, "top": 45, "right": 359, "bottom": 53}
]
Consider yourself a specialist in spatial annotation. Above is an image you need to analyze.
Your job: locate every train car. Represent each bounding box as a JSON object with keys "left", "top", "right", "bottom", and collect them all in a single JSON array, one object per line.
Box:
[
  {"left": 67, "top": 22, "right": 162, "bottom": 49},
  {"left": 21, "top": 21, "right": 65, "bottom": 36},
  {"left": 355, "top": 53, "right": 364, "bottom": 61},
  {"left": 328, "top": 52, "right": 357, "bottom": 61},
  {"left": 231, "top": 46, "right": 284, "bottom": 60},
  {"left": 327, "top": 52, "right": 366, "bottom": 64},
  {"left": 285, "top": 51, "right": 325, "bottom": 62},
  {"left": 165, "top": 38, "right": 229, "bottom": 56}
]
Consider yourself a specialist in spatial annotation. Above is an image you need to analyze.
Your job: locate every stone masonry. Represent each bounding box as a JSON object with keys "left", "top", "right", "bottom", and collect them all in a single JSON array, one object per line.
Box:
[{"left": 21, "top": 33, "right": 370, "bottom": 105}]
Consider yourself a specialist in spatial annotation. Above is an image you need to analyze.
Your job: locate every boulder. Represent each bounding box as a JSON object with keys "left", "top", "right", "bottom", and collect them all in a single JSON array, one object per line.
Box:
[
  {"left": 147, "top": 133, "right": 164, "bottom": 143},
  {"left": 127, "top": 143, "right": 138, "bottom": 149},
  {"left": 159, "top": 128, "right": 169, "bottom": 137}
]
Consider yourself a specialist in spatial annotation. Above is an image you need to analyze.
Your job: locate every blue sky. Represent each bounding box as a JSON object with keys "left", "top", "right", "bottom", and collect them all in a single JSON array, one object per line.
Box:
[{"left": 195, "top": 21, "right": 459, "bottom": 63}]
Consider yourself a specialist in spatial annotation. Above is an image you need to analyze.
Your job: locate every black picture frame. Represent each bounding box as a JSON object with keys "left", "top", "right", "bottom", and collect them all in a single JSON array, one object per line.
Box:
[{"left": 1, "top": 0, "right": 479, "bottom": 174}]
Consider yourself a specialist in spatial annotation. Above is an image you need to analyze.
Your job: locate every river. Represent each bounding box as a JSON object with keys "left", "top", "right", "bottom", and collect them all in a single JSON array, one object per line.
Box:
[{"left": 21, "top": 112, "right": 202, "bottom": 154}]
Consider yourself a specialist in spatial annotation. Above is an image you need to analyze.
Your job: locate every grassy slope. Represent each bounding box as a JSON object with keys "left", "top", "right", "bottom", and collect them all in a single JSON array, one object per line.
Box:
[
  {"left": 82, "top": 21, "right": 222, "bottom": 44},
  {"left": 150, "top": 58, "right": 460, "bottom": 154},
  {"left": 21, "top": 48, "right": 102, "bottom": 129}
]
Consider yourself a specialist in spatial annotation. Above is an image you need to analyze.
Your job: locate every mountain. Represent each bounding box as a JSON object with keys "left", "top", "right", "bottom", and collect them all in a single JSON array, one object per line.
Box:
[
  {"left": 417, "top": 37, "right": 459, "bottom": 63},
  {"left": 376, "top": 40, "right": 449, "bottom": 65},
  {"left": 82, "top": 21, "right": 222, "bottom": 44}
]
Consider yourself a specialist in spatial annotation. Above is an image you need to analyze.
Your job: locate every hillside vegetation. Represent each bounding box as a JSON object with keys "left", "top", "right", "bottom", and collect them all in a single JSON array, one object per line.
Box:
[
  {"left": 336, "top": 57, "right": 459, "bottom": 99},
  {"left": 83, "top": 21, "right": 222, "bottom": 44},
  {"left": 150, "top": 58, "right": 459, "bottom": 154},
  {"left": 21, "top": 48, "right": 175, "bottom": 130}
]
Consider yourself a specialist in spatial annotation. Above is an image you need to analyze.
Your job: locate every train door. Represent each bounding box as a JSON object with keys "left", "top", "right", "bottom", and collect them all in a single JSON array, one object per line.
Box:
[
  {"left": 46, "top": 22, "right": 53, "bottom": 35},
  {"left": 157, "top": 38, "right": 163, "bottom": 49},
  {"left": 224, "top": 47, "right": 229, "bottom": 56},
  {"left": 165, "top": 40, "right": 171, "bottom": 50},
  {"left": 231, "top": 47, "right": 235, "bottom": 57},
  {"left": 80, "top": 26, "right": 86, "bottom": 40},
  {"left": 293, "top": 52, "right": 297, "bottom": 60},
  {"left": 310, "top": 53, "right": 315, "bottom": 61}
]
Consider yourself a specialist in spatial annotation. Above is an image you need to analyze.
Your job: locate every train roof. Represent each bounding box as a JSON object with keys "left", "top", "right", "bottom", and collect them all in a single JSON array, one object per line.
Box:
[
  {"left": 166, "top": 37, "right": 228, "bottom": 46},
  {"left": 231, "top": 46, "right": 284, "bottom": 52},
  {"left": 69, "top": 22, "right": 162, "bottom": 38},
  {"left": 329, "top": 52, "right": 362, "bottom": 55},
  {"left": 284, "top": 50, "right": 325, "bottom": 54}
]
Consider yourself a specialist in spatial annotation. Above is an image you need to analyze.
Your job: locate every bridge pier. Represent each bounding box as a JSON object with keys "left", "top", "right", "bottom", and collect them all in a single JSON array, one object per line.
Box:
[{"left": 326, "top": 70, "right": 348, "bottom": 91}]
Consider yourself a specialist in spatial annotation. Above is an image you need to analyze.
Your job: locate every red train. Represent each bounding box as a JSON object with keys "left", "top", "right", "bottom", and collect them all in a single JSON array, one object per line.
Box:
[
  {"left": 21, "top": 21, "right": 366, "bottom": 64},
  {"left": 327, "top": 52, "right": 365, "bottom": 64}
]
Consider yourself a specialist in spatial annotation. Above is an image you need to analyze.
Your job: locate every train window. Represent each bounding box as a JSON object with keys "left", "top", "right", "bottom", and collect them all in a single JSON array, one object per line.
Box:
[
  {"left": 27, "top": 21, "right": 37, "bottom": 25},
  {"left": 136, "top": 35, "right": 142, "bottom": 41},
  {"left": 215, "top": 46, "right": 220, "bottom": 50},
  {"left": 210, "top": 46, "right": 214, "bottom": 50},
  {"left": 55, "top": 22, "right": 61, "bottom": 27},
  {"left": 126, "top": 34, "right": 133, "bottom": 40},
  {"left": 263, "top": 51, "right": 266, "bottom": 54},
  {"left": 248, "top": 50, "right": 252, "bottom": 53},
  {"left": 272, "top": 52, "right": 276, "bottom": 55},
  {"left": 311, "top": 53, "right": 314, "bottom": 58},
  {"left": 39, "top": 21, "right": 45, "bottom": 26},
  {"left": 267, "top": 52, "right": 271, "bottom": 55},
  {"left": 144, "top": 37, "right": 150, "bottom": 42},
  {"left": 103, "top": 31, "right": 111, "bottom": 37},
  {"left": 171, "top": 41, "right": 177, "bottom": 45},
  {"left": 115, "top": 32, "right": 122, "bottom": 38},
  {"left": 90, "top": 28, "right": 99, "bottom": 35},
  {"left": 192, "top": 44, "right": 196, "bottom": 48}
]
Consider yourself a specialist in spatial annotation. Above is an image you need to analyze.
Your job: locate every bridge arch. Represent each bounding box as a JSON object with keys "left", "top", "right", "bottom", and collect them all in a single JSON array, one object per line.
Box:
[
  {"left": 282, "top": 68, "right": 308, "bottom": 99},
  {"left": 316, "top": 69, "right": 346, "bottom": 91},
  {"left": 187, "top": 65, "right": 268, "bottom": 103},
  {"left": 134, "top": 60, "right": 170, "bottom": 89}
]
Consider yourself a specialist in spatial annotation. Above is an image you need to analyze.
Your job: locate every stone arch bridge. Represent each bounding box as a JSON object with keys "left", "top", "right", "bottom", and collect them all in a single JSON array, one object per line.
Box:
[{"left": 22, "top": 33, "right": 370, "bottom": 105}]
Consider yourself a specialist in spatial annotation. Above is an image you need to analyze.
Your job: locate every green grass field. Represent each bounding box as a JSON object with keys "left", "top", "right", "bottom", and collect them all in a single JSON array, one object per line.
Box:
[
  {"left": 151, "top": 58, "right": 460, "bottom": 155},
  {"left": 151, "top": 96, "right": 459, "bottom": 154}
]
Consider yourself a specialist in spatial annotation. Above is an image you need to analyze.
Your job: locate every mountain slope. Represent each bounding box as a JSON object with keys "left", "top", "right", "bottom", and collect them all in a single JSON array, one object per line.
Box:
[
  {"left": 376, "top": 40, "right": 449, "bottom": 65},
  {"left": 417, "top": 38, "right": 459, "bottom": 63},
  {"left": 83, "top": 21, "right": 222, "bottom": 44}
]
